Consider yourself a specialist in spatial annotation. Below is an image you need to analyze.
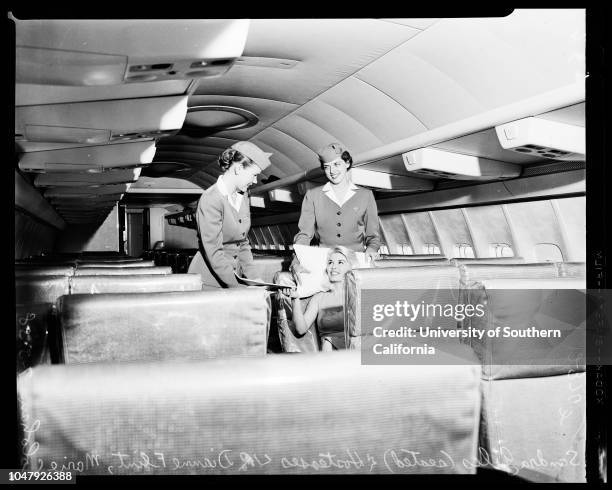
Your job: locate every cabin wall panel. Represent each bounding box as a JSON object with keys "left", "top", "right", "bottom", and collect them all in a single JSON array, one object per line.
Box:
[
  {"left": 55, "top": 206, "right": 120, "bottom": 254},
  {"left": 164, "top": 223, "right": 198, "bottom": 249},
  {"left": 14, "top": 210, "right": 57, "bottom": 260},
  {"left": 149, "top": 208, "right": 167, "bottom": 249}
]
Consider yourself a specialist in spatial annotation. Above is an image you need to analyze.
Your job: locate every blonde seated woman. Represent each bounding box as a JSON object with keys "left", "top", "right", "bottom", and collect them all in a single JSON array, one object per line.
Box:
[{"left": 282, "top": 246, "right": 355, "bottom": 351}]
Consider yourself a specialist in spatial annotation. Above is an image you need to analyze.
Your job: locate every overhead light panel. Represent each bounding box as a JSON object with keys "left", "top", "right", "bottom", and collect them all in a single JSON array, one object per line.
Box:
[
  {"left": 403, "top": 148, "right": 521, "bottom": 181},
  {"left": 495, "top": 117, "right": 585, "bottom": 161}
]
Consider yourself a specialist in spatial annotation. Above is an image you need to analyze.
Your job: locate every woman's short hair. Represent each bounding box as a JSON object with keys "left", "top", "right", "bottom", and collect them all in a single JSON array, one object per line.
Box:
[
  {"left": 217, "top": 148, "right": 258, "bottom": 172},
  {"left": 327, "top": 246, "right": 357, "bottom": 270}
]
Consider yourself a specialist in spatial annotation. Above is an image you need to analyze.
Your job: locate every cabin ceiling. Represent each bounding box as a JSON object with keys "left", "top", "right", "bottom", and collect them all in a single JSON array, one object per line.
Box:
[
  {"left": 157, "top": 11, "right": 584, "bottom": 188},
  {"left": 13, "top": 11, "right": 585, "bottom": 225}
]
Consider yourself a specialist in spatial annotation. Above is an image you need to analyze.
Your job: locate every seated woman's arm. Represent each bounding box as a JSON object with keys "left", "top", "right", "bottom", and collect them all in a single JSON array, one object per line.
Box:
[{"left": 291, "top": 293, "right": 321, "bottom": 335}]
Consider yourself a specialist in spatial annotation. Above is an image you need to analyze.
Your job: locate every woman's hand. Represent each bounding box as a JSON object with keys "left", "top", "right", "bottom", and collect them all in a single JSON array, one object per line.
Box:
[{"left": 279, "top": 286, "right": 299, "bottom": 299}]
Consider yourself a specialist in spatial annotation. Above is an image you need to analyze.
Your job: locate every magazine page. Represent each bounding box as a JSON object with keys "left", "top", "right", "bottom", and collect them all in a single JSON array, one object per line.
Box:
[{"left": 293, "top": 244, "right": 331, "bottom": 298}]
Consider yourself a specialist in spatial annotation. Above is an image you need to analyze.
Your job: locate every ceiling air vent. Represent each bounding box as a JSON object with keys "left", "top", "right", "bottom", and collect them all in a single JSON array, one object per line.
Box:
[
  {"left": 495, "top": 117, "right": 585, "bottom": 161},
  {"left": 402, "top": 148, "right": 521, "bottom": 181}
]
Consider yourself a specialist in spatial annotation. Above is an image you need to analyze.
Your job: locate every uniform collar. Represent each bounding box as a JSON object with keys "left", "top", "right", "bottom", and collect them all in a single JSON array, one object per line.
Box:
[
  {"left": 322, "top": 181, "right": 359, "bottom": 192},
  {"left": 216, "top": 175, "right": 243, "bottom": 211},
  {"left": 322, "top": 181, "right": 359, "bottom": 207}
]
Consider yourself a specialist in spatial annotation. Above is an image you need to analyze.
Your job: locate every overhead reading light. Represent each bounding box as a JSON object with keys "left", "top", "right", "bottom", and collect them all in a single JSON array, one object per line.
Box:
[
  {"left": 495, "top": 117, "right": 585, "bottom": 161},
  {"left": 183, "top": 105, "right": 259, "bottom": 132},
  {"left": 403, "top": 148, "right": 521, "bottom": 181}
]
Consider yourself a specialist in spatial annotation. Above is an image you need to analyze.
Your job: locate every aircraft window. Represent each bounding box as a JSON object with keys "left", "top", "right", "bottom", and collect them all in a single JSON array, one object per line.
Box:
[
  {"left": 252, "top": 228, "right": 269, "bottom": 250},
  {"left": 261, "top": 227, "right": 277, "bottom": 250},
  {"left": 276, "top": 224, "right": 294, "bottom": 250},
  {"left": 379, "top": 215, "right": 412, "bottom": 255},
  {"left": 453, "top": 243, "right": 475, "bottom": 258},
  {"left": 505, "top": 200, "right": 567, "bottom": 262},
  {"left": 552, "top": 196, "right": 586, "bottom": 262},
  {"left": 248, "top": 229, "right": 261, "bottom": 249},
  {"left": 268, "top": 225, "right": 286, "bottom": 250},
  {"left": 464, "top": 206, "right": 515, "bottom": 257},
  {"left": 401, "top": 244, "right": 414, "bottom": 254},
  {"left": 489, "top": 243, "right": 515, "bottom": 258},
  {"left": 423, "top": 243, "right": 441, "bottom": 255},
  {"left": 402, "top": 212, "right": 441, "bottom": 255},
  {"left": 379, "top": 244, "right": 390, "bottom": 255},
  {"left": 430, "top": 209, "right": 475, "bottom": 258},
  {"left": 534, "top": 243, "right": 564, "bottom": 262}
]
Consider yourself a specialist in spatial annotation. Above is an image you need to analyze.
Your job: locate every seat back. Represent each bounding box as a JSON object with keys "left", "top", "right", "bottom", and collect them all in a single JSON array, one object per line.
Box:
[
  {"left": 450, "top": 257, "right": 526, "bottom": 266},
  {"left": 345, "top": 265, "right": 461, "bottom": 349},
  {"left": 469, "top": 278, "right": 587, "bottom": 483},
  {"left": 15, "top": 265, "right": 75, "bottom": 277},
  {"left": 73, "top": 266, "right": 172, "bottom": 276},
  {"left": 252, "top": 256, "right": 291, "bottom": 282},
  {"left": 379, "top": 254, "right": 445, "bottom": 260},
  {"left": 556, "top": 262, "right": 586, "bottom": 278},
  {"left": 463, "top": 277, "right": 586, "bottom": 380},
  {"left": 57, "top": 288, "right": 270, "bottom": 364},
  {"left": 76, "top": 260, "right": 155, "bottom": 268},
  {"left": 18, "top": 350, "right": 481, "bottom": 475},
  {"left": 16, "top": 276, "right": 70, "bottom": 304},
  {"left": 459, "top": 262, "right": 559, "bottom": 287},
  {"left": 372, "top": 258, "right": 450, "bottom": 268},
  {"left": 69, "top": 274, "right": 202, "bottom": 294}
]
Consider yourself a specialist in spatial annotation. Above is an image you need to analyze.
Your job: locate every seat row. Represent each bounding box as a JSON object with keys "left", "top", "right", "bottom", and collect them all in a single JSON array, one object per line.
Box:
[
  {"left": 15, "top": 253, "right": 587, "bottom": 481},
  {"left": 142, "top": 248, "right": 198, "bottom": 274},
  {"left": 340, "top": 263, "right": 586, "bottom": 483}
]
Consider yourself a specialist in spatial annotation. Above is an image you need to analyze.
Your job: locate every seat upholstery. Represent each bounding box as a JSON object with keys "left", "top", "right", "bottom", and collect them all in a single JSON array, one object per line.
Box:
[
  {"left": 252, "top": 256, "right": 291, "bottom": 283},
  {"left": 345, "top": 265, "right": 461, "bottom": 349},
  {"left": 463, "top": 278, "right": 586, "bottom": 380},
  {"left": 73, "top": 266, "right": 172, "bottom": 276},
  {"left": 15, "top": 266, "right": 75, "bottom": 277},
  {"left": 481, "top": 373, "right": 586, "bottom": 482},
  {"left": 372, "top": 258, "right": 450, "bottom": 268},
  {"left": 57, "top": 288, "right": 271, "bottom": 363},
  {"left": 459, "top": 263, "right": 559, "bottom": 287},
  {"left": 450, "top": 257, "right": 526, "bottom": 266},
  {"left": 464, "top": 277, "right": 586, "bottom": 483},
  {"left": 18, "top": 351, "right": 481, "bottom": 475},
  {"left": 16, "top": 276, "right": 70, "bottom": 304},
  {"left": 556, "top": 262, "right": 586, "bottom": 278},
  {"left": 379, "top": 254, "right": 446, "bottom": 260},
  {"left": 76, "top": 260, "right": 155, "bottom": 268},
  {"left": 76, "top": 258, "right": 146, "bottom": 264},
  {"left": 69, "top": 274, "right": 202, "bottom": 294}
]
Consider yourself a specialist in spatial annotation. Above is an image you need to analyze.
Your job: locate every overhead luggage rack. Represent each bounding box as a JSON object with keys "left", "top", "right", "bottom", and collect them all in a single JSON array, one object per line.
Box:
[
  {"left": 165, "top": 208, "right": 197, "bottom": 230},
  {"left": 14, "top": 18, "right": 249, "bottom": 87}
]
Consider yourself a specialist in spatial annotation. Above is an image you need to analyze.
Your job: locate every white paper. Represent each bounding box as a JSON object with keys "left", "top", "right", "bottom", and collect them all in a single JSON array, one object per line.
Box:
[
  {"left": 293, "top": 244, "right": 331, "bottom": 298},
  {"left": 293, "top": 244, "right": 373, "bottom": 298}
]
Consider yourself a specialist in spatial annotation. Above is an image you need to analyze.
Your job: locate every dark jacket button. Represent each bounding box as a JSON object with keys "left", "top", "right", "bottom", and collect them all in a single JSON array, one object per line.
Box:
[
  {"left": 337, "top": 211, "right": 341, "bottom": 215},
  {"left": 239, "top": 219, "right": 242, "bottom": 223},
  {"left": 337, "top": 233, "right": 341, "bottom": 238},
  {"left": 337, "top": 222, "right": 341, "bottom": 227}
]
